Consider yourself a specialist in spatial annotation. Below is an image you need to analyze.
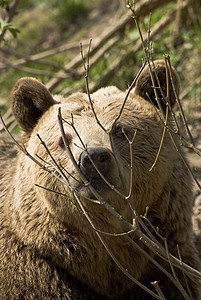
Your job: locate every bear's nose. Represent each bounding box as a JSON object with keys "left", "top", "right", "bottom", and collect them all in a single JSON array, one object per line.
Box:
[{"left": 79, "top": 148, "right": 111, "bottom": 177}]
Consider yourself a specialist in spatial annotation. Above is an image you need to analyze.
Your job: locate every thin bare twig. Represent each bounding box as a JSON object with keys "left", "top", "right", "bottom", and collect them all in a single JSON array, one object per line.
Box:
[
  {"left": 0, "top": 112, "right": 50, "bottom": 172},
  {"left": 177, "top": 245, "right": 193, "bottom": 298},
  {"left": 111, "top": 62, "right": 146, "bottom": 128},
  {"left": 149, "top": 105, "right": 169, "bottom": 172},
  {"left": 151, "top": 281, "right": 166, "bottom": 300},
  {"left": 123, "top": 128, "right": 137, "bottom": 201},
  {"left": 80, "top": 40, "right": 107, "bottom": 133},
  {"left": 163, "top": 238, "right": 183, "bottom": 293},
  {"left": 35, "top": 184, "right": 67, "bottom": 197},
  {"left": 36, "top": 133, "right": 71, "bottom": 187},
  {"left": 147, "top": 13, "right": 152, "bottom": 59}
]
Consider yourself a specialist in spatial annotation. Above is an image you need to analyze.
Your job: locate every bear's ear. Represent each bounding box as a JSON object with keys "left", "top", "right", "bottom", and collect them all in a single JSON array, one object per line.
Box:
[
  {"left": 11, "top": 77, "right": 57, "bottom": 133},
  {"left": 134, "top": 60, "right": 180, "bottom": 110}
]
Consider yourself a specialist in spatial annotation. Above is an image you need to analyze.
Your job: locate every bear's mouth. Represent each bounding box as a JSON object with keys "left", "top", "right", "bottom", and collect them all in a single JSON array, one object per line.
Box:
[
  {"left": 75, "top": 176, "right": 111, "bottom": 199},
  {"left": 68, "top": 168, "right": 116, "bottom": 200}
]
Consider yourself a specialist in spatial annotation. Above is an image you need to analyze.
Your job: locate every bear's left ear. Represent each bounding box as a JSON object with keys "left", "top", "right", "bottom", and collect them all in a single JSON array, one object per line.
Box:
[
  {"left": 11, "top": 77, "right": 57, "bottom": 134},
  {"left": 134, "top": 60, "right": 180, "bottom": 111}
]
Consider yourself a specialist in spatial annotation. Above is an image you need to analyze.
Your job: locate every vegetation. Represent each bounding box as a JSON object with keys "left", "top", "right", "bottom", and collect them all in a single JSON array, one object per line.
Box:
[{"left": 0, "top": 0, "right": 200, "bottom": 100}]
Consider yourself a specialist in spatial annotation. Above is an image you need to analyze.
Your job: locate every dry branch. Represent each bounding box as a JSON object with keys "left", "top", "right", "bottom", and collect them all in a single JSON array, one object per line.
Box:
[
  {"left": 0, "top": 52, "right": 80, "bottom": 75},
  {"left": 0, "top": 62, "right": 77, "bottom": 78},
  {"left": 0, "top": 39, "right": 95, "bottom": 67}
]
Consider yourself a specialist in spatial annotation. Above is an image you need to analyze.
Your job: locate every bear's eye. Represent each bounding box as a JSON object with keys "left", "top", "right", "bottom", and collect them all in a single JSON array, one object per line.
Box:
[
  {"left": 58, "top": 134, "right": 72, "bottom": 149},
  {"left": 113, "top": 124, "right": 135, "bottom": 142},
  {"left": 113, "top": 125, "right": 129, "bottom": 139}
]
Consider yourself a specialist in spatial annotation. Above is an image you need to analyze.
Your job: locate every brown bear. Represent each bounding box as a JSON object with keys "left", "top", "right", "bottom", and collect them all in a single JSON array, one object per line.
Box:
[{"left": 0, "top": 61, "right": 200, "bottom": 299}]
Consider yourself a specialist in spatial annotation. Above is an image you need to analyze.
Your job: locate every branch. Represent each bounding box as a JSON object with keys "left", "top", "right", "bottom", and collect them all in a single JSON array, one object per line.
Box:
[
  {"left": 0, "top": 39, "right": 94, "bottom": 67},
  {"left": 0, "top": 61, "right": 77, "bottom": 78}
]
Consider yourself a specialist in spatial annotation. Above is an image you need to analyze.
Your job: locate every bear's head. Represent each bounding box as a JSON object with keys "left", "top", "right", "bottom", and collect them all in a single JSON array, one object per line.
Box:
[{"left": 11, "top": 60, "right": 180, "bottom": 229}]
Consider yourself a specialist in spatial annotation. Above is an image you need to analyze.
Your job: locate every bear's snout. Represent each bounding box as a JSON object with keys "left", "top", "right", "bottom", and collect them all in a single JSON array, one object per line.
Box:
[{"left": 79, "top": 148, "right": 111, "bottom": 179}]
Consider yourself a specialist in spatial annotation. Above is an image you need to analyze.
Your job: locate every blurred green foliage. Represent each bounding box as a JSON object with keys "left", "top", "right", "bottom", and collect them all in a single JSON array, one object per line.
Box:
[
  {"left": 0, "top": 0, "right": 12, "bottom": 7},
  {"left": 0, "top": 0, "right": 200, "bottom": 105},
  {"left": 19, "top": 0, "right": 90, "bottom": 22}
]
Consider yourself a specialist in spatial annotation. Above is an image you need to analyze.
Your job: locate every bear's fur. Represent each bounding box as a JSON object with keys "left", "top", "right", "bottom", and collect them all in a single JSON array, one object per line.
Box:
[{"left": 0, "top": 61, "right": 200, "bottom": 299}]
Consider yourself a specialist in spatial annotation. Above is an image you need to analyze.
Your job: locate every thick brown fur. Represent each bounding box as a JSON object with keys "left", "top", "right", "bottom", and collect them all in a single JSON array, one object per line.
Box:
[{"left": 0, "top": 61, "right": 200, "bottom": 299}]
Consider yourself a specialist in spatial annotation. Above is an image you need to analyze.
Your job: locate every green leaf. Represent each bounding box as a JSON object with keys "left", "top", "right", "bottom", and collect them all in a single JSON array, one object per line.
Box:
[
  {"left": 9, "top": 27, "right": 20, "bottom": 38},
  {"left": 0, "top": 0, "right": 12, "bottom": 8},
  {"left": 0, "top": 20, "right": 20, "bottom": 38},
  {"left": 0, "top": 19, "right": 5, "bottom": 29}
]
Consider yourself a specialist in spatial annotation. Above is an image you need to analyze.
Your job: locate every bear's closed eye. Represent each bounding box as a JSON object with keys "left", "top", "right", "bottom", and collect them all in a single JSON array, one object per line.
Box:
[
  {"left": 113, "top": 124, "right": 136, "bottom": 141},
  {"left": 58, "top": 135, "right": 72, "bottom": 148}
]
